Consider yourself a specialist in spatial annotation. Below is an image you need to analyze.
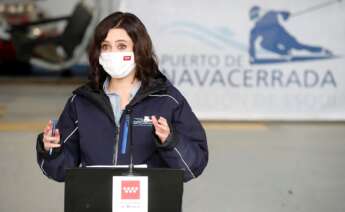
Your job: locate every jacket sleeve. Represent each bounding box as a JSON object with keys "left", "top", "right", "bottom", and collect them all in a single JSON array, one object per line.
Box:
[
  {"left": 156, "top": 98, "right": 209, "bottom": 182},
  {"left": 36, "top": 96, "right": 80, "bottom": 182}
]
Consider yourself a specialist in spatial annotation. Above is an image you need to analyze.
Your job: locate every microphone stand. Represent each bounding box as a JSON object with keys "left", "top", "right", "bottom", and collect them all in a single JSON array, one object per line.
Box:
[{"left": 125, "top": 106, "right": 135, "bottom": 176}]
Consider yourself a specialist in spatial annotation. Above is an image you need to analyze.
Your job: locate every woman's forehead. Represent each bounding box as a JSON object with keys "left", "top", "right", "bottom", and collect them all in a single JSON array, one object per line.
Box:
[{"left": 103, "top": 28, "right": 132, "bottom": 43}]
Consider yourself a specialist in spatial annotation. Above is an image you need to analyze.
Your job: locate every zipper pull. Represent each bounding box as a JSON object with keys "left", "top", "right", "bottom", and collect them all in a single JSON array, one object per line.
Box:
[{"left": 125, "top": 105, "right": 132, "bottom": 115}]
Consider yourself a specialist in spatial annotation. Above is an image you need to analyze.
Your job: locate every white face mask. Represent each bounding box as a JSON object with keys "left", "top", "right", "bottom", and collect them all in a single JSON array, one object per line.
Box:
[{"left": 99, "top": 51, "right": 136, "bottom": 78}]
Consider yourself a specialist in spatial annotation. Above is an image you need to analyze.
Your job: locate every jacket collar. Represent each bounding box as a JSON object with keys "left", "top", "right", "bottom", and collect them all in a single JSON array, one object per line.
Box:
[
  {"left": 130, "top": 72, "right": 168, "bottom": 106},
  {"left": 72, "top": 71, "right": 169, "bottom": 124}
]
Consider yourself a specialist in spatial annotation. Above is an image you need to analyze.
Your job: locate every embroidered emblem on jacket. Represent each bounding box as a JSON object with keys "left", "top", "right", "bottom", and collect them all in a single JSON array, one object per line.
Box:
[{"left": 133, "top": 116, "right": 153, "bottom": 127}]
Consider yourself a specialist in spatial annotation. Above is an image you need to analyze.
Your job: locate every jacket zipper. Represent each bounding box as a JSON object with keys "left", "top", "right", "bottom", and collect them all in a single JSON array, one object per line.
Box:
[
  {"left": 112, "top": 107, "right": 133, "bottom": 165},
  {"left": 113, "top": 126, "right": 119, "bottom": 165},
  {"left": 112, "top": 109, "right": 127, "bottom": 165}
]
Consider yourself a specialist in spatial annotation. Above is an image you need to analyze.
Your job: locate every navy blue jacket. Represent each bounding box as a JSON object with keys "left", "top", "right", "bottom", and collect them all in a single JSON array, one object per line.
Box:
[{"left": 36, "top": 73, "right": 208, "bottom": 182}]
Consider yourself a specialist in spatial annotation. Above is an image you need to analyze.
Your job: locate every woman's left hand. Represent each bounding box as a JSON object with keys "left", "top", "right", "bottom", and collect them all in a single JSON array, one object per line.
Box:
[{"left": 151, "top": 116, "right": 170, "bottom": 143}]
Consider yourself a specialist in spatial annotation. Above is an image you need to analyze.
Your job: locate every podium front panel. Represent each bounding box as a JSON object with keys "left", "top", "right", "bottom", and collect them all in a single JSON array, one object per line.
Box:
[{"left": 65, "top": 168, "right": 184, "bottom": 212}]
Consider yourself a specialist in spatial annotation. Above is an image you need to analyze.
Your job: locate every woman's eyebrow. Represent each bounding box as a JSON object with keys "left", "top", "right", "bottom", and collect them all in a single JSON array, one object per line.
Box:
[{"left": 114, "top": 39, "right": 129, "bottom": 43}]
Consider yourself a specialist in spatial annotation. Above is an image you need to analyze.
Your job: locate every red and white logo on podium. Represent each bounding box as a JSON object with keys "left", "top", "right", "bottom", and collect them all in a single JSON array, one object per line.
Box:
[
  {"left": 113, "top": 176, "right": 148, "bottom": 212},
  {"left": 121, "top": 180, "right": 140, "bottom": 200}
]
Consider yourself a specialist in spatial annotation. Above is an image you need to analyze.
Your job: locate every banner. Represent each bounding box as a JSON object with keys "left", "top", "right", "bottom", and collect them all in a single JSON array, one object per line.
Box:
[{"left": 124, "top": 0, "right": 345, "bottom": 120}]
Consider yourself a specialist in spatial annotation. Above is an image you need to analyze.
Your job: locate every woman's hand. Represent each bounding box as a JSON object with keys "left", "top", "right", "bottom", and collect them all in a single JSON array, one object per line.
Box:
[
  {"left": 42, "top": 120, "right": 61, "bottom": 152},
  {"left": 151, "top": 116, "right": 170, "bottom": 144}
]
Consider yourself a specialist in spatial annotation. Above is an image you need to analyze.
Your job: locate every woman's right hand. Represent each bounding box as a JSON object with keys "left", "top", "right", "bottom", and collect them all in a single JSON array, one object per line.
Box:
[{"left": 42, "top": 120, "right": 61, "bottom": 152}]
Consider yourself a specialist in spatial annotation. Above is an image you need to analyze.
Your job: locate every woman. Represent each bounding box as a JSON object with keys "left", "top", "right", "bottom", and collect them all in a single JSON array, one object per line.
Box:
[{"left": 36, "top": 12, "right": 208, "bottom": 182}]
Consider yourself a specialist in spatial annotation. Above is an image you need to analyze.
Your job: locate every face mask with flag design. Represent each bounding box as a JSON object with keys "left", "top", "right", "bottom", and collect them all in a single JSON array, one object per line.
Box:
[{"left": 99, "top": 51, "right": 136, "bottom": 78}]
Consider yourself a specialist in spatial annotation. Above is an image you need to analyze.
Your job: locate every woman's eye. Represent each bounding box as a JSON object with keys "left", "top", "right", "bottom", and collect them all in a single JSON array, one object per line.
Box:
[
  {"left": 117, "top": 44, "right": 127, "bottom": 50},
  {"left": 101, "top": 44, "right": 110, "bottom": 51}
]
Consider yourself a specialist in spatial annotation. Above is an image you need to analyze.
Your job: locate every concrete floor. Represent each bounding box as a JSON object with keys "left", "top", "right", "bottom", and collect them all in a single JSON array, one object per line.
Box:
[{"left": 0, "top": 78, "right": 345, "bottom": 212}]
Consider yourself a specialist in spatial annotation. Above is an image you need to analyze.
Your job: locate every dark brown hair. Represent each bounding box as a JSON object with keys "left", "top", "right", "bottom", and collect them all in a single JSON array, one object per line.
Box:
[{"left": 88, "top": 12, "right": 159, "bottom": 89}]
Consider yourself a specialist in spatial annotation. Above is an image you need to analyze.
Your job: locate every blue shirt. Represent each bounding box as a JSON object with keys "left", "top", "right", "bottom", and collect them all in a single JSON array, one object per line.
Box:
[{"left": 103, "top": 78, "right": 141, "bottom": 127}]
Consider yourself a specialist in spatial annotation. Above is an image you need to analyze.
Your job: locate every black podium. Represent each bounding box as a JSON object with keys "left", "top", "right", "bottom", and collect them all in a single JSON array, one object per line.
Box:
[{"left": 65, "top": 168, "right": 184, "bottom": 212}]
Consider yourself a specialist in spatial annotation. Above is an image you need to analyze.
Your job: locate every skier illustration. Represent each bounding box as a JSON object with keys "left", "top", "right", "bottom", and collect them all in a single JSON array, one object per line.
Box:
[{"left": 249, "top": 4, "right": 335, "bottom": 64}]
